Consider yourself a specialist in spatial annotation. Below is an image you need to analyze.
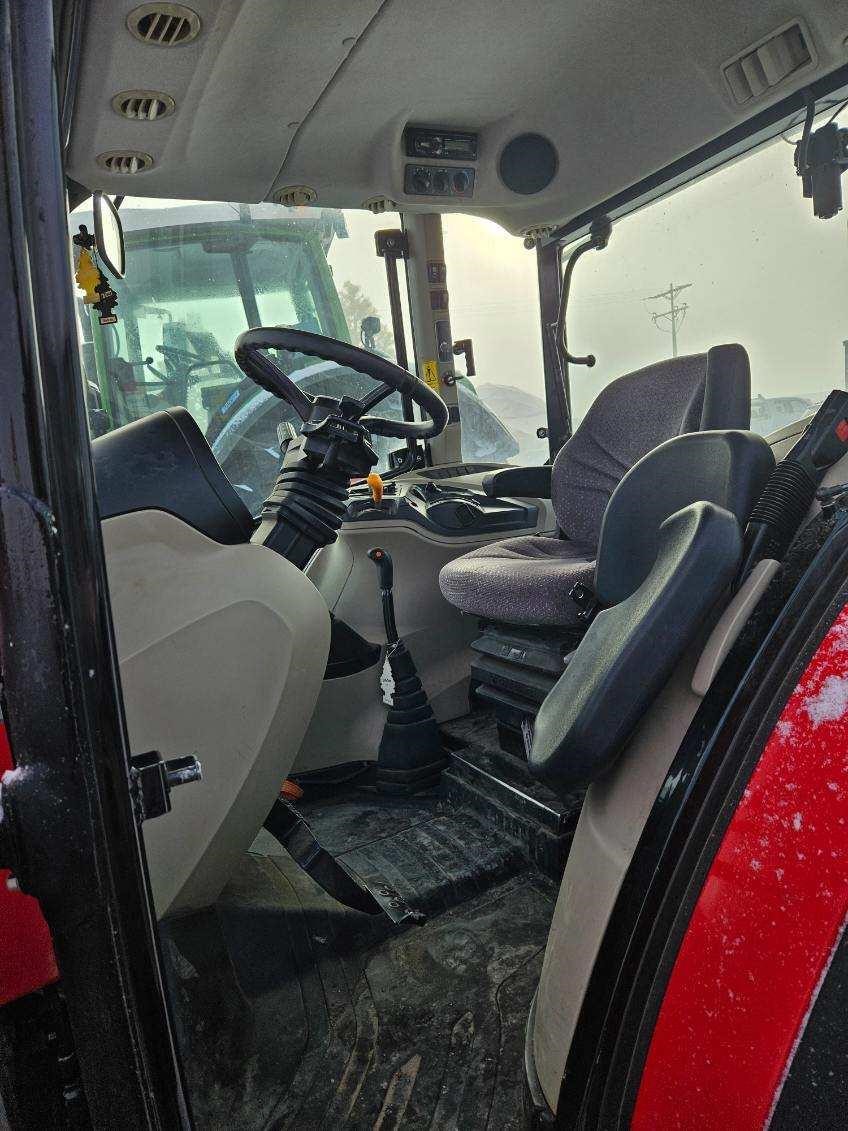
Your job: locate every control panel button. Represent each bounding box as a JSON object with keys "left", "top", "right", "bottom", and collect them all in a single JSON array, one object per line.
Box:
[{"left": 404, "top": 165, "right": 475, "bottom": 198}]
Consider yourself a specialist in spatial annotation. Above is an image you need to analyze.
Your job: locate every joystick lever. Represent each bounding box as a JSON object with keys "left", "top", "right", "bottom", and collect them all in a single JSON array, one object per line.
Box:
[{"left": 367, "top": 547, "right": 398, "bottom": 643}]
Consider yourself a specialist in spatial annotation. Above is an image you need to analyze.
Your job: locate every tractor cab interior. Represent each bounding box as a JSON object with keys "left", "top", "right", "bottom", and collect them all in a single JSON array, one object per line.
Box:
[{"left": 10, "top": 1, "right": 848, "bottom": 1127}]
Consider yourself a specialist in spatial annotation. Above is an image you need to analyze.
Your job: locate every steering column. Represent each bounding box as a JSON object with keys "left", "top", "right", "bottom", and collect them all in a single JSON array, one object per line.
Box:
[
  {"left": 256, "top": 395, "right": 378, "bottom": 567},
  {"left": 234, "top": 326, "right": 448, "bottom": 568}
]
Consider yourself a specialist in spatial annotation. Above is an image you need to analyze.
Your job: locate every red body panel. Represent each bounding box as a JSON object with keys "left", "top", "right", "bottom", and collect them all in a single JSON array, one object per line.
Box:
[
  {"left": 633, "top": 603, "right": 848, "bottom": 1129},
  {"left": 0, "top": 723, "right": 59, "bottom": 1005}
]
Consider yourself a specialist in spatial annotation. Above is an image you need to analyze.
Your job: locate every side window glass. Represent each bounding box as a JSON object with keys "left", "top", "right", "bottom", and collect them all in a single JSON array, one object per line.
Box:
[
  {"left": 442, "top": 214, "right": 548, "bottom": 465},
  {"left": 566, "top": 127, "right": 848, "bottom": 436}
]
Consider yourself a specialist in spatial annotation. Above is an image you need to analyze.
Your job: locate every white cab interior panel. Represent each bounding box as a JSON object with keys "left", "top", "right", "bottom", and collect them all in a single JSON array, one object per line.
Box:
[{"left": 102, "top": 508, "right": 331, "bottom": 917}]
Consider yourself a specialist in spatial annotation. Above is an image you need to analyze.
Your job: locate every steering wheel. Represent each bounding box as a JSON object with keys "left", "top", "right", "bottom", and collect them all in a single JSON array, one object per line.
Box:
[
  {"left": 234, "top": 327, "right": 448, "bottom": 440},
  {"left": 154, "top": 343, "right": 240, "bottom": 386}
]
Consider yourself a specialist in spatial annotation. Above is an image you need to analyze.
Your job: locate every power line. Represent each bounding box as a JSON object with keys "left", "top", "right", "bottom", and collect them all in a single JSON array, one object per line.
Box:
[{"left": 647, "top": 281, "right": 692, "bottom": 357}]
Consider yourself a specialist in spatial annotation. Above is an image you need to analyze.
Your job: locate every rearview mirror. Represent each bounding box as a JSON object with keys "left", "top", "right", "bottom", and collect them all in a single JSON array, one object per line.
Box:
[{"left": 93, "top": 191, "right": 125, "bottom": 278}]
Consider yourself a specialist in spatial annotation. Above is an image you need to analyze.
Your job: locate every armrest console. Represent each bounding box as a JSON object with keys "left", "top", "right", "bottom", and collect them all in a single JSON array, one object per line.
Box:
[{"left": 482, "top": 465, "right": 552, "bottom": 499}]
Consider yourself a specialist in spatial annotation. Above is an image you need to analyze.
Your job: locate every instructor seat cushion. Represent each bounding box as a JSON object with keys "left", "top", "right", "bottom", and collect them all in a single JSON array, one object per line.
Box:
[
  {"left": 530, "top": 502, "right": 742, "bottom": 792},
  {"left": 438, "top": 535, "right": 596, "bottom": 627}
]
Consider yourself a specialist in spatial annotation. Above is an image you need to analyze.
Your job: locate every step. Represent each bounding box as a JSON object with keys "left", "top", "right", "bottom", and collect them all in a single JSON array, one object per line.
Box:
[
  {"left": 447, "top": 746, "right": 572, "bottom": 834},
  {"left": 442, "top": 768, "right": 572, "bottom": 879}
]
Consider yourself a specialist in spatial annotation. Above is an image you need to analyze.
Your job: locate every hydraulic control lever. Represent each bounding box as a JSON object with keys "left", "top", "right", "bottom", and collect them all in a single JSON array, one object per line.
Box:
[
  {"left": 367, "top": 547, "right": 398, "bottom": 643},
  {"left": 737, "top": 389, "right": 848, "bottom": 587}
]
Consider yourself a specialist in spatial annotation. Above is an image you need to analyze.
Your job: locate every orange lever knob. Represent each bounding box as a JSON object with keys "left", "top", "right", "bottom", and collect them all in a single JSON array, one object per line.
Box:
[{"left": 367, "top": 472, "right": 384, "bottom": 505}]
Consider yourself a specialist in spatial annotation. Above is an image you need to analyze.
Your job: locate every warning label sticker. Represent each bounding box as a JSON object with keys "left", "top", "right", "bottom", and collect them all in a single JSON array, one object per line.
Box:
[{"left": 422, "top": 360, "right": 440, "bottom": 390}]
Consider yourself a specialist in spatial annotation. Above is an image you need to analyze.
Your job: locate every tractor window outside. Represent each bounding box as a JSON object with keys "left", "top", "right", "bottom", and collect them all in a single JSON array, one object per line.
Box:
[
  {"left": 564, "top": 125, "right": 848, "bottom": 438},
  {"left": 71, "top": 199, "right": 413, "bottom": 511},
  {"left": 442, "top": 214, "right": 549, "bottom": 465}
]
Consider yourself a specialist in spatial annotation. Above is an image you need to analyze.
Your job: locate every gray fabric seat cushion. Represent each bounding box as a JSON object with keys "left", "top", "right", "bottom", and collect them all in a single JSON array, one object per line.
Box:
[{"left": 438, "top": 535, "right": 595, "bottom": 626}]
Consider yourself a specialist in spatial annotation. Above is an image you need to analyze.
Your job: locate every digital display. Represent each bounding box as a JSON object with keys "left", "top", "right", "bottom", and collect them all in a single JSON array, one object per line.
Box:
[{"left": 404, "top": 127, "right": 478, "bottom": 163}]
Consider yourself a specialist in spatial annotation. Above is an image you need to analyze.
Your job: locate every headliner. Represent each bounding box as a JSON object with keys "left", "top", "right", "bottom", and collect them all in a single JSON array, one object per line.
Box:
[{"left": 66, "top": 1, "right": 848, "bottom": 235}]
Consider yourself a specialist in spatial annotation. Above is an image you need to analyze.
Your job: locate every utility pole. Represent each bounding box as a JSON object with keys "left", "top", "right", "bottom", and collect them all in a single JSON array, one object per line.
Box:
[{"left": 647, "top": 282, "right": 692, "bottom": 357}]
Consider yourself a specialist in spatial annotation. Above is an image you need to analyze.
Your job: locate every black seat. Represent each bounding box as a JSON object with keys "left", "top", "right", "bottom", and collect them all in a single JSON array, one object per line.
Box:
[
  {"left": 92, "top": 407, "right": 255, "bottom": 545},
  {"left": 528, "top": 429, "right": 775, "bottom": 794}
]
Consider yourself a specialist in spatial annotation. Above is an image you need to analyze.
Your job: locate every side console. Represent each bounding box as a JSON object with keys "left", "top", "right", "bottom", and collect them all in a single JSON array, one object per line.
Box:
[{"left": 345, "top": 479, "right": 538, "bottom": 536}]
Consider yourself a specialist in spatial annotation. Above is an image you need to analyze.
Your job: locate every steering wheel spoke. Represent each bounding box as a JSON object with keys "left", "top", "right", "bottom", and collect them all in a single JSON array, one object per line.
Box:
[
  {"left": 247, "top": 348, "right": 315, "bottom": 422},
  {"left": 357, "top": 381, "right": 395, "bottom": 414}
]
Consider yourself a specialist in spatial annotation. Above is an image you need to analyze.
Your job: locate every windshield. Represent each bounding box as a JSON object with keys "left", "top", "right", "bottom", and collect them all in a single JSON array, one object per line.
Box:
[{"left": 72, "top": 200, "right": 412, "bottom": 510}]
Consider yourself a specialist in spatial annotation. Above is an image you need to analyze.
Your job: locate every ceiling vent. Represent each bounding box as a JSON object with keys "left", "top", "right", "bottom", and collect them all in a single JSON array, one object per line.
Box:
[
  {"left": 362, "top": 196, "right": 396, "bottom": 214},
  {"left": 723, "top": 21, "right": 814, "bottom": 105},
  {"left": 96, "top": 151, "right": 154, "bottom": 175},
  {"left": 276, "top": 185, "right": 317, "bottom": 207},
  {"left": 111, "top": 90, "right": 175, "bottom": 121},
  {"left": 127, "top": 4, "right": 201, "bottom": 47}
]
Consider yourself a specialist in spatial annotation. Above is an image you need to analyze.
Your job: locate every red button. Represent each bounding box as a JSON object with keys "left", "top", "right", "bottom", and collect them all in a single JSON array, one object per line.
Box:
[{"left": 836, "top": 419, "right": 848, "bottom": 442}]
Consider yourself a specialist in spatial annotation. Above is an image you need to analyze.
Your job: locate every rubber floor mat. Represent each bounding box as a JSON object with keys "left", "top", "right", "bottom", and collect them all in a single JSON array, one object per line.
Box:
[
  {"left": 253, "top": 799, "right": 530, "bottom": 918},
  {"left": 162, "top": 844, "right": 555, "bottom": 1130}
]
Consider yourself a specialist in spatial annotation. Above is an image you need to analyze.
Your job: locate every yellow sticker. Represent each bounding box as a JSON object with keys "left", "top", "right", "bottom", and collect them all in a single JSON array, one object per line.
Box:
[{"left": 422, "top": 360, "right": 440, "bottom": 391}]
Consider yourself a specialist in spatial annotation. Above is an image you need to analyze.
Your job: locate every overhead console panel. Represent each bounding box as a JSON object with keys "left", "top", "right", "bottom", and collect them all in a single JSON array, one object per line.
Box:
[
  {"left": 66, "top": 0, "right": 848, "bottom": 236},
  {"left": 403, "top": 125, "right": 478, "bottom": 198},
  {"left": 66, "top": 0, "right": 385, "bottom": 203}
]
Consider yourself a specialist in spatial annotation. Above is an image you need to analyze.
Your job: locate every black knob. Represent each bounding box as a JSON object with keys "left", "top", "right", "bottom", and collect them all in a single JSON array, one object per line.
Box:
[
  {"left": 452, "top": 170, "right": 469, "bottom": 193},
  {"left": 368, "top": 546, "right": 394, "bottom": 591}
]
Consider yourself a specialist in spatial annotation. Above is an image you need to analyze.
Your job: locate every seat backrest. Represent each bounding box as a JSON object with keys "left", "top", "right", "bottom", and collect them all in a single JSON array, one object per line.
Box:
[
  {"left": 529, "top": 428, "right": 773, "bottom": 794},
  {"left": 551, "top": 343, "right": 751, "bottom": 546},
  {"left": 93, "top": 407, "right": 255, "bottom": 545},
  {"left": 594, "top": 429, "right": 774, "bottom": 607}
]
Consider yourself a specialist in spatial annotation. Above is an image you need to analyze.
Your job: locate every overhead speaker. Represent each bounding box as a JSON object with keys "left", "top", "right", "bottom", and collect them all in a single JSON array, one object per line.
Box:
[{"left": 498, "top": 133, "right": 558, "bottom": 195}]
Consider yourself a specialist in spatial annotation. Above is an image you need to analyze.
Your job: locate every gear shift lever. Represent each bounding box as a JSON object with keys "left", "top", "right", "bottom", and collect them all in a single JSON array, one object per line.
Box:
[
  {"left": 367, "top": 546, "right": 398, "bottom": 643},
  {"left": 368, "top": 546, "right": 445, "bottom": 794}
]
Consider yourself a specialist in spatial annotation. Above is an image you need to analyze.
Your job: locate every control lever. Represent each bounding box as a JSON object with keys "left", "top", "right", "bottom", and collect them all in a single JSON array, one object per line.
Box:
[
  {"left": 367, "top": 547, "right": 446, "bottom": 793},
  {"left": 367, "top": 471, "right": 384, "bottom": 505},
  {"left": 736, "top": 389, "right": 848, "bottom": 588},
  {"left": 367, "top": 547, "right": 398, "bottom": 643}
]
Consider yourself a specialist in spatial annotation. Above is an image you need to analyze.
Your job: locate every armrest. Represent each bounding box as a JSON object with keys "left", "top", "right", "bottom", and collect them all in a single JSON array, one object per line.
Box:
[
  {"left": 482, "top": 465, "right": 552, "bottom": 499},
  {"left": 529, "top": 502, "right": 742, "bottom": 796}
]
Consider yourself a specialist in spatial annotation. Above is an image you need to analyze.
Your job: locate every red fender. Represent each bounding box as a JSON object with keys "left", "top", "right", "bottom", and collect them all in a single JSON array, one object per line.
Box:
[
  {"left": 0, "top": 723, "right": 59, "bottom": 1005},
  {"left": 634, "top": 603, "right": 848, "bottom": 1128}
]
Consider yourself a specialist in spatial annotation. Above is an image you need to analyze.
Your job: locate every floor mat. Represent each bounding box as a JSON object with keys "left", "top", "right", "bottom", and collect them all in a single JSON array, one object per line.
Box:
[
  {"left": 254, "top": 797, "right": 531, "bottom": 918},
  {"left": 162, "top": 845, "right": 555, "bottom": 1130}
]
